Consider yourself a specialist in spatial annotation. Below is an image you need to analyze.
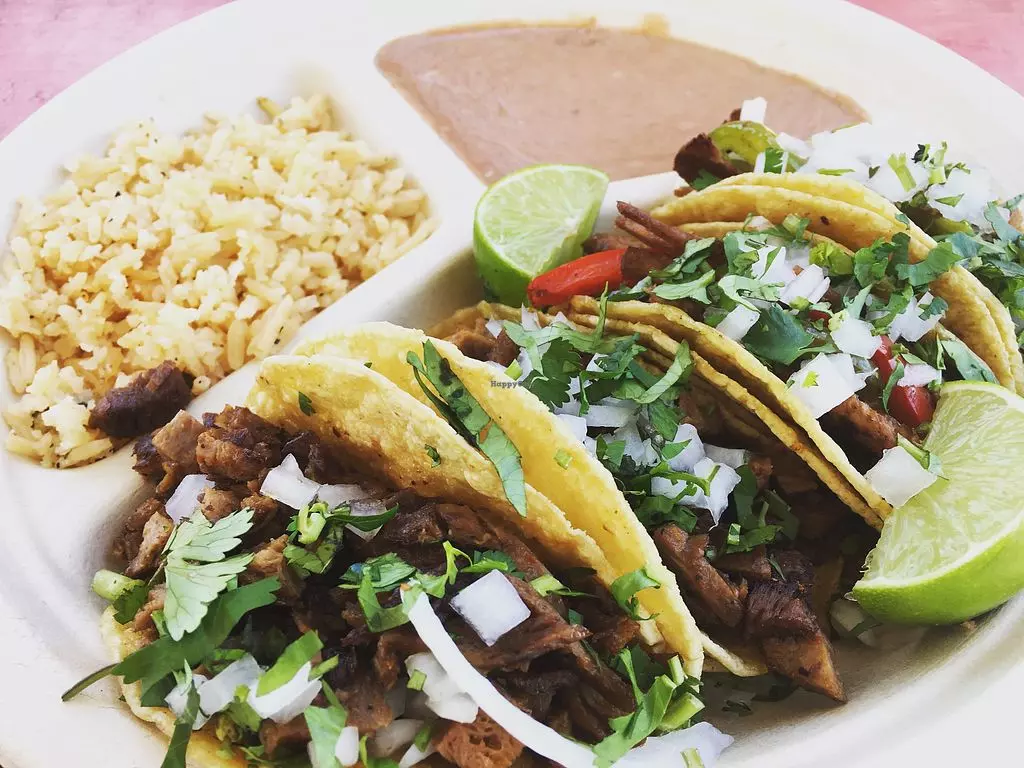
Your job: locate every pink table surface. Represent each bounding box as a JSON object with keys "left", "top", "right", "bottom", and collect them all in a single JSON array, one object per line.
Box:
[{"left": 0, "top": 0, "right": 1022, "bottom": 139}]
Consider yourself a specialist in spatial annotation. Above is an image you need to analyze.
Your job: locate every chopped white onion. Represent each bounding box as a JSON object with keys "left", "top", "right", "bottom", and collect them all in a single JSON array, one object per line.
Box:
[
  {"left": 753, "top": 151, "right": 766, "bottom": 174},
  {"left": 583, "top": 402, "right": 637, "bottom": 429},
  {"left": 406, "top": 595, "right": 596, "bottom": 768},
  {"left": 777, "top": 131, "right": 811, "bottom": 157},
  {"left": 582, "top": 436, "right": 598, "bottom": 456},
  {"left": 865, "top": 446, "right": 938, "bottom": 508},
  {"left": 613, "top": 422, "right": 659, "bottom": 467},
  {"left": 520, "top": 307, "right": 542, "bottom": 333},
  {"left": 427, "top": 692, "right": 479, "bottom": 723},
  {"left": 694, "top": 457, "right": 741, "bottom": 522},
  {"left": 344, "top": 497, "right": 389, "bottom": 541},
  {"left": 372, "top": 719, "right": 424, "bottom": 756},
  {"left": 198, "top": 654, "right": 261, "bottom": 716},
  {"left": 405, "top": 653, "right": 461, "bottom": 703},
  {"left": 552, "top": 311, "right": 576, "bottom": 329},
  {"left": 703, "top": 445, "right": 748, "bottom": 469},
  {"left": 165, "top": 674, "right": 209, "bottom": 730},
  {"left": 667, "top": 423, "right": 705, "bottom": 472},
  {"left": 317, "top": 483, "right": 373, "bottom": 507},
  {"left": 485, "top": 319, "right": 504, "bottom": 338},
  {"left": 752, "top": 245, "right": 795, "bottom": 285},
  {"left": 399, "top": 741, "right": 436, "bottom": 768},
  {"left": 450, "top": 570, "right": 531, "bottom": 646},
  {"left": 716, "top": 305, "right": 760, "bottom": 342},
  {"left": 899, "top": 363, "right": 941, "bottom": 387},
  {"left": 831, "top": 315, "right": 882, "bottom": 359},
  {"left": 780, "top": 265, "right": 829, "bottom": 306},
  {"left": 788, "top": 354, "right": 859, "bottom": 418},
  {"left": 165, "top": 474, "right": 215, "bottom": 524},
  {"left": 335, "top": 726, "right": 361, "bottom": 767},
  {"left": 745, "top": 215, "right": 774, "bottom": 231},
  {"left": 385, "top": 685, "right": 408, "bottom": 719},
  {"left": 830, "top": 597, "right": 927, "bottom": 651},
  {"left": 739, "top": 96, "right": 767, "bottom": 123},
  {"left": 557, "top": 413, "right": 589, "bottom": 445},
  {"left": 830, "top": 352, "right": 873, "bottom": 393},
  {"left": 260, "top": 454, "right": 320, "bottom": 510},
  {"left": 889, "top": 293, "right": 943, "bottom": 342},
  {"left": 247, "top": 661, "right": 321, "bottom": 724},
  {"left": 615, "top": 722, "right": 733, "bottom": 767}
]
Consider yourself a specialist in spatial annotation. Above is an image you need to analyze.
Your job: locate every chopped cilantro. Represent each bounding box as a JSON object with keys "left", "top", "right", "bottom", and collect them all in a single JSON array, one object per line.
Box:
[
  {"left": 887, "top": 153, "right": 916, "bottom": 192},
  {"left": 940, "top": 338, "right": 997, "bottom": 383},
  {"left": 984, "top": 201, "right": 1021, "bottom": 243},
  {"left": 742, "top": 305, "right": 818, "bottom": 364},
  {"left": 408, "top": 340, "right": 526, "bottom": 516},
  {"left": 462, "top": 549, "right": 522, "bottom": 576},
  {"left": 651, "top": 269, "right": 715, "bottom": 302},
  {"left": 357, "top": 570, "right": 411, "bottom": 632},
  {"left": 691, "top": 169, "right": 720, "bottom": 191},
  {"left": 935, "top": 193, "right": 965, "bottom": 207},
  {"left": 407, "top": 669, "right": 427, "bottom": 691},
  {"left": 897, "top": 240, "right": 959, "bottom": 287},
  {"left": 341, "top": 553, "right": 417, "bottom": 590},
  {"left": 304, "top": 697, "right": 347, "bottom": 768},
  {"left": 161, "top": 681, "right": 201, "bottom": 768},
  {"left": 297, "top": 392, "right": 314, "bottom": 416},
  {"left": 816, "top": 168, "right": 854, "bottom": 176},
  {"left": 425, "top": 444, "right": 441, "bottom": 466},
  {"left": 809, "top": 240, "right": 853, "bottom": 275},
  {"left": 763, "top": 147, "right": 786, "bottom": 174},
  {"left": 881, "top": 361, "right": 905, "bottom": 413},
  {"left": 257, "top": 631, "right": 322, "bottom": 695},
  {"left": 529, "top": 573, "right": 587, "bottom": 598},
  {"left": 554, "top": 448, "right": 572, "bottom": 468},
  {"left": 610, "top": 568, "right": 661, "bottom": 621},
  {"left": 803, "top": 371, "right": 819, "bottom": 388}
]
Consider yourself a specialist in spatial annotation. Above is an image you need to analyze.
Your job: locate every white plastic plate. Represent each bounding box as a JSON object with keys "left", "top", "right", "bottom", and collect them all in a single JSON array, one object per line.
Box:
[{"left": 0, "top": 1, "right": 1021, "bottom": 767}]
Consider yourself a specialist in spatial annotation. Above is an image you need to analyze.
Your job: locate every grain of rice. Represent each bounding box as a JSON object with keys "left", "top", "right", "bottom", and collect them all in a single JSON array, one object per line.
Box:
[{"left": 0, "top": 94, "right": 436, "bottom": 468}]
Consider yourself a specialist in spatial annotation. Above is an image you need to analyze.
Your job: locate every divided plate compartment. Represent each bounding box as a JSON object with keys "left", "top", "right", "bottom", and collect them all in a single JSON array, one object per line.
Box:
[{"left": 0, "top": 2, "right": 1022, "bottom": 767}]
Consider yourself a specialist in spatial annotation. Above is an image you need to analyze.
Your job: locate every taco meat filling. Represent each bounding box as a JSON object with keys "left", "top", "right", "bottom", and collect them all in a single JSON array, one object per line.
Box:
[
  {"left": 92, "top": 405, "right": 700, "bottom": 768},
  {"left": 447, "top": 313, "right": 869, "bottom": 703}
]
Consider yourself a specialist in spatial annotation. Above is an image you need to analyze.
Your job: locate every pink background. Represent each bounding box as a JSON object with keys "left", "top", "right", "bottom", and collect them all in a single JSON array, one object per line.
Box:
[{"left": 0, "top": 0, "right": 1021, "bottom": 139}]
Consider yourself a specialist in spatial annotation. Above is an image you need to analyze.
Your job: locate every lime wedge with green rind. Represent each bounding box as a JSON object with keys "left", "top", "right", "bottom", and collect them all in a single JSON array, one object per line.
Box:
[
  {"left": 853, "top": 381, "right": 1024, "bottom": 624},
  {"left": 473, "top": 164, "right": 609, "bottom": 305}
]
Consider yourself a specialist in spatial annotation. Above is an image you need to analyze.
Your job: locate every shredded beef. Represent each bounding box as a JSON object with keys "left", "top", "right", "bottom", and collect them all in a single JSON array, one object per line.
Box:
[
  {"left": 196, "top": 415, "right": 282, "bottom": 482},
  {"left": 448, "top": 325, "right": 498, "bottom": 362},
  {"left": 714, "top": 546, "right": 772, "bottom": 583},
  {"left": 151, "top": 410, "right": 204, "bottom": 468},
  {"left": 615, "top": 201, "right": 692, "bottom": 257},
  {"left": 244, "top": 535, "right": 302, "bottom": 603},
  {"left": 436, "top": 711, "right": 524, "bottom": 768},
  {"left": 583, "top": 232, "right": 638, "bottom": 254},
  {"left": 88, "top": 361, "right": 192, "bottom": 438},
  {"left": 369, "top": 502, "right": 444, "bottom": 552},
  {"left": 259, "top": 717, "right": 310, "bottom": 757},
  {"left": 334, "top": 673, "right": 394, "bottom": 731},
  {"left": 786, "top": 490, "right": 848, "bottom": 540},
  {"left": 489, "top": 331, "right": 520, "bottom": 367},
  {"left": 458, "top": 578, "right": 588, "bottom": 672},
  {"left": 770, "top": 550, "right": 815, "bottom": 590},
  {"left": 654, "top": 525, "right": 745, "bottom": 628},
  {"left": 437, "top": 504, "right": 548, "bottom": 580},
  {"left": 673, "top": 133, "right": 739, "bottom": 186},
  {"left": 620, "top": 246, "right": 676, "bottom": 284},
  {"left": 373, "top": 628, "right": 426, "bottom": 689},
  {"left": 125, "top": 508, "right": 173, "bottom": 578}
]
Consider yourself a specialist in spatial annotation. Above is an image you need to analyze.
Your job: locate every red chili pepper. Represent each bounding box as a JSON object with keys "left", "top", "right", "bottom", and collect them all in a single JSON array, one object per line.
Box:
[
  {"left": 526, "top": 249, "right": 627, "bottom": 307},
  {"left": 870, "top": 335, "right": 934, "bottom": 427}
]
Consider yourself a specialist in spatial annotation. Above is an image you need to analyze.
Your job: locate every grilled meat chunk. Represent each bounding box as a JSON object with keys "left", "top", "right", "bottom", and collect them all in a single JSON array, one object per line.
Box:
[
  {"left": 436, "top": 711, "right": 524, "bottom": 768},
  {"left": 151, "top": 410, "right": 205, "bottom": 468},
  {"left": 823, "top": 395, "right": 909, "bottom": 457},
  {"left": 196, "top": 411, "right": 282, "bottom": 482},
  {"left": 620, "top": 246, "right": 676, "bottom": 284},
  {"left": 437, "top": 503, "right": 548, "bottom": 580},
  {"left": 762, "top": 634, "right": 846, "bottom": 702},
  {"left": 131, "top": 585, "right": 166, "bottom": 638},
  {"left": 373, "top": 628, "right": 426, "bottom": 689},
  {"left": 446, "top": 317, "right": 519, "bottom": 366},
  {"left": 654, "top": 525, "right": 745, "bottom": 628},
  {"left": 89, "top": 361, "right": 192, "bottom": 438},
  {"left": 334, "top": 673, "right": 394, "bottom": 731},
  {"left": 198, "top": 487, "right": 242, "bottom": 522},
  {"left": 583, "top": 232, "right": 637, "bottom": 254},
  {"left": 369, "top": 502, "right": 445, "bottom": 551},
  {"left": 714, "top": 546, "right": 773, "bottom": 582},
  {"left": 132, "top": 434, "right": 163, "bottom": 479},
  {"left": 744, "top": 581, "right": 819, "bottom": 639},
  {"left": 113, "top": 497, "right": 164, "bottom": 564},
  {"left": 125, "top": 507, "right": 173, "bottom": 578},
  {"left": 673, "top": 133, "right": 739, "bottom": 186}
]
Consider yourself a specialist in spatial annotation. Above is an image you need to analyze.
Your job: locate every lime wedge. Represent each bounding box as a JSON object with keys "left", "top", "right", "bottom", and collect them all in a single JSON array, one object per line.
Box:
[
  {"left": 473, "top": 164, "right": 610, "bottom": 305},
  {"left": 853, "top": 381, "right": 1024, "bottom": 623}
]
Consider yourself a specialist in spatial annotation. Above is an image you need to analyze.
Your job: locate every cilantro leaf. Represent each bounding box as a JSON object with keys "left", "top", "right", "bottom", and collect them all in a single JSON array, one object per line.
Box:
[
  {"left": 633, "top": 342, "right": 692, "bottom": 405},
  {"left": 160, "top": 681, "right": 200, "bottom": 768},
  {"left": 305, "top": 698, "right": 348, "bottom": 768},
  {"left": 652, "top": 270, "right": 715, "bottom": 302},
  {"left": 285, "top": 524, "right": 344, "bottom": 577},
  {"left": 357, "top": 570, "right": 411, "bottom": 632},
  {"left": 742, "top": 305, "right": 818, "bottom": 364},
  {"left": 257, "top": 631, "right": 322, "bottom": 695},
  {"left": 716, "top": 274, "right": 780, "bottom": 310},
  {"left": 940, "top": 338, "right": 997, "bottom": 383},
  {"left": 593, "top": 658, "right": 680, "bottom": 767},
  {"left": 165, "top": 508, "right": 254, "bottom": 563},
  {"left": 984, "top": 201, "right": 1021, "bottom": 243},
  {"left": 341, "top": 553, "right": 417, "bottom": 590},
  {"left": 298, "top": 392, "right": 315, "bottom": 416},
  {"left": 462, "top": 549, "right": 522, "bottom": 576},
  {"left": 164, "top": 554, "right": 253, "bottom": 641},
  {"left": 113, "top": 578, "right": 279, "bottom": 687},
  {"left": 611, "top": 568, "right": 661, "bottom": 621},
  {"left": 898, "top": 241, "right": 959, "bottom": 287},
  {"left": 408, "top": 341, "right": 526, "bottom": 516},
  {"left": 528, "top": 573, "right": 587, "bottom": 597},
  {"left": 425, "top": 444, "right": 441, "bottom": 466},
  {"left": 809, "top": 240, "right": 853, "bottom": 275},
  {"left": 691, "top": 169, "right": 720, "bottom": 191}
]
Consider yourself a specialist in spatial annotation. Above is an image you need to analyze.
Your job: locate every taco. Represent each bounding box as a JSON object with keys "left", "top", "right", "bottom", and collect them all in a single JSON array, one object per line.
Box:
[
  {"left": 520, "top": 191, "right": 1007, "bottom": 520},
  {"left": 67, "top": 355, "right": 732, "bottom": 768},
  {"left": 295, "top": 308, "right": 872, "bottom": 701},
  {"left": 674, "top": 111, "right": 1024, "bottom": 394}
]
